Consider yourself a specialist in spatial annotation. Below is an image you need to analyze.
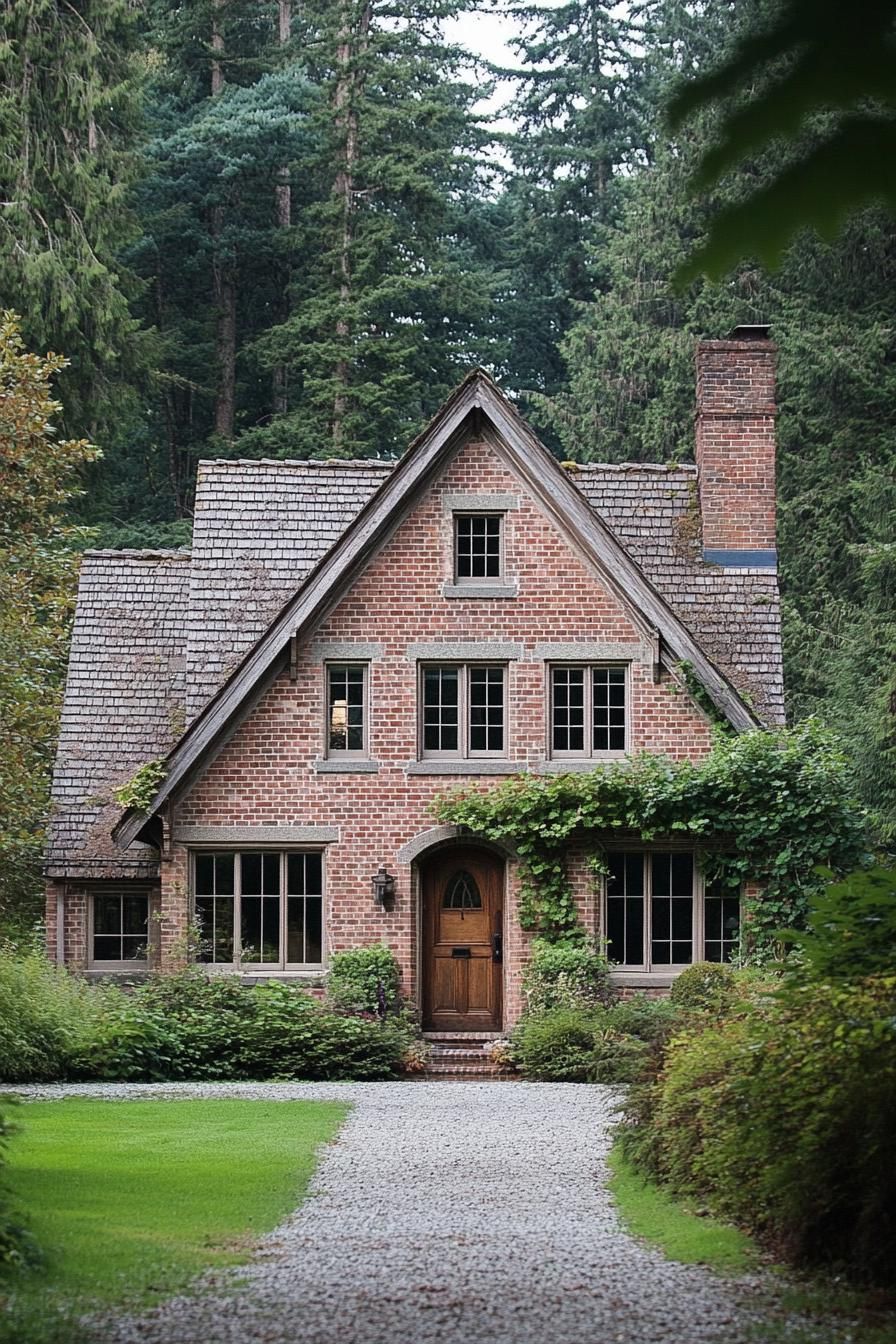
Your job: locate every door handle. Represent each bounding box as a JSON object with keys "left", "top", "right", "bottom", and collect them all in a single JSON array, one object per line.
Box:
[{"left": 492, "top": 934, "right": 503, "bottom": 964}]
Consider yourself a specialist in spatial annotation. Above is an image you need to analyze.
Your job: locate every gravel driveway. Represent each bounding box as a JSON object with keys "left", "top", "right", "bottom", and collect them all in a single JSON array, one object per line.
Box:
[{"left": 14, "top": 1081, "right": 777, "bottom": 1344}]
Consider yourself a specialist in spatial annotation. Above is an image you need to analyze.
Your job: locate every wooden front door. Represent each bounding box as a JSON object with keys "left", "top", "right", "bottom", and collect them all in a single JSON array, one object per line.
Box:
[{"left": 422, "top": 847, "right": 503, "bottom": 1032}]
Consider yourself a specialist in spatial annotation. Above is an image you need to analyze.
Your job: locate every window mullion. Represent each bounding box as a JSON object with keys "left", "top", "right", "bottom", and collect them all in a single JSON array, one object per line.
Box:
[
  {"left": 643, "top": 853, "right": 651, "bottom": 971},
  {"left": 234, "top": 852, "right": 242, "bottom": 970},
  {"left": 461, "top": 666, "right": 468, "bottom": 758},
  {"left": 585, "top": 667, "right": 594, "bottom": 760}
]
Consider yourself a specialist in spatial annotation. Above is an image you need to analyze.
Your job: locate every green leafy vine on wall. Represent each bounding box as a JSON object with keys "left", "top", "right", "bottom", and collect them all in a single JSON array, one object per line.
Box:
[{"left": 432, "top": 722, "right": 869, "bottom": 953}]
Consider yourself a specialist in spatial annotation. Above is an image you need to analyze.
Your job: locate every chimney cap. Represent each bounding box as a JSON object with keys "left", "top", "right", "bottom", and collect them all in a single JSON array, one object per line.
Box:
[{"left": 727, "top": 323, "right": 771, "bottom": 340}]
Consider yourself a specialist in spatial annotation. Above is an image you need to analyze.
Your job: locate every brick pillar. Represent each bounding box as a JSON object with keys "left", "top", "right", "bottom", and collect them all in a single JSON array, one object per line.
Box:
[{"left": 695, "top": 327, "right": 777, "bottom": 564}]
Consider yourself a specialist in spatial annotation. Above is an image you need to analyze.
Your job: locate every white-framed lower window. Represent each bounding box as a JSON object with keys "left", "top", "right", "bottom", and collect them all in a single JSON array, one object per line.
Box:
[
  {"left": 193, "top": 850, "right": 324, "bottom": 969},
  {"left": 90, "top": 891, "right": 150, "bottom": 967},
  {"left": 604, "top": 851, "right": 740, "bottom": 970},
  {"left": 420, "top": 663, "right": 506, "bottom": 758},
  {"left": 550, "top": 664, "right": 628, "bottom": 757}
]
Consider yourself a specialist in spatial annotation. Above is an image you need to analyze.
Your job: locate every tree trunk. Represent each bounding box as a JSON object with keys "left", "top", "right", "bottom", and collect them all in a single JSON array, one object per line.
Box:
[
  {"left": 331, "top": 1, "right": 371, "bottom": 453},
  {"left": 210, "top": 0, "right": 235, "bottom": 439},
  {"left": 272, "top": 0, "right": 292, "bottom": 417}
]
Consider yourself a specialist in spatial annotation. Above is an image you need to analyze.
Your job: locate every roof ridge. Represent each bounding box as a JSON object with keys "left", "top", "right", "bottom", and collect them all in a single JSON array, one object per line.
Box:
[
  {"left": 571, "top": 461, "right": 697, "bottom": 474},
  {"left": 197, "top": 457, "right": 396, "bottom": 470},
  {"left": 82, "top": 548, "right": 192, "bottom": 560}
]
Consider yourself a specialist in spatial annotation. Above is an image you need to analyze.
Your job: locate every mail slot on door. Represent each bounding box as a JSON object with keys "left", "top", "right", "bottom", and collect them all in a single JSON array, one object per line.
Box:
[{"left": 451, "top": 947, "right": 471, "bottom": 959}]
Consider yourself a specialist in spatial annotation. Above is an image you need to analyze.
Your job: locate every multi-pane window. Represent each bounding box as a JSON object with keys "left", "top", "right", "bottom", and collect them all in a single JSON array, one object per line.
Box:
[
  {"left": 194, "top": 851, "right": 324, "bottom": 968},
  {"left": 551, "top": 665, "right": 627, "bottom": 756},
  {"left": 327, "top": 664, "right": 366, "bottom": 755},
  {"left": 421, "top": 664, "right": 506, "bottom": 757},
  {"left": 605, "top": 852, "right": 740, "bottom": 970},
  {"left": 455, "top": 514, "right": 502, "bottom": 580},
  {"left": 92, "top": 893, "right": 149, "bottom": 963}
]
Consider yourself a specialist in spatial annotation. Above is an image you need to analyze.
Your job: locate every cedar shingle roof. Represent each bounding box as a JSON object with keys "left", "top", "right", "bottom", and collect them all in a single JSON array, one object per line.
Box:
[
  {"left": 47, "top": 437, "right": 784, "bottom": 879},
  {"left": 45, "top": 550, "right": 190, "bottom": 879}
]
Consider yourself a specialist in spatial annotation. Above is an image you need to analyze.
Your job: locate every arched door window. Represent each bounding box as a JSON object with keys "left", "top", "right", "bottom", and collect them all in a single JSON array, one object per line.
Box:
[{"left": 442, "top": 870, "right": 482, "bottom": 910}]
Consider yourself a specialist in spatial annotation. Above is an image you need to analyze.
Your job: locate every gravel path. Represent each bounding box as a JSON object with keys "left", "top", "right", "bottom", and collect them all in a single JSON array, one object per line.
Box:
[{"left": 13, "top": 1082, "right": 779, "bottom": 1344}]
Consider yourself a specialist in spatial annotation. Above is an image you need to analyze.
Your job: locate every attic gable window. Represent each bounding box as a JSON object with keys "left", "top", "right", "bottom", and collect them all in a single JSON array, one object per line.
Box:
[{"left": 455, "top": 514, "right": 502, "bottom": 581}]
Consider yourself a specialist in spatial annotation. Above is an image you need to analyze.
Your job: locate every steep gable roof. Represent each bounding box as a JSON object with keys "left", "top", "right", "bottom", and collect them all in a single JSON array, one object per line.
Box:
[
  {"left": 113, "top": 371, "right": 767, "bottom": 851},
  {"left": 45, "top": 550, "right": 190, "bottom": 879}
]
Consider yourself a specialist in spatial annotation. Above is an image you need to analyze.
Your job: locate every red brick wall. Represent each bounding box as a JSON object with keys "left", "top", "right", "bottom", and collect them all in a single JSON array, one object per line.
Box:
[
  {"left": 170, "top": 437, "right": 716, "bottom": 1023},
  {"left": 696, "top": 338, "right": 777, "bottom": 552}
]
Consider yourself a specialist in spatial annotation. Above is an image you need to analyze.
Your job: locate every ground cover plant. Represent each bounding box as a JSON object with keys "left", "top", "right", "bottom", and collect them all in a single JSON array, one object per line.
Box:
[{"left": 0, "top": 1099, "right": 346, "bottom": 1342}]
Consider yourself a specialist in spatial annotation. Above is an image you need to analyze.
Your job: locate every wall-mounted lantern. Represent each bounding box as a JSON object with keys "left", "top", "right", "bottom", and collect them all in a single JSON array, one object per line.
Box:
[{"left": 372, "top": 865, "right": 395, "bottom": 907}]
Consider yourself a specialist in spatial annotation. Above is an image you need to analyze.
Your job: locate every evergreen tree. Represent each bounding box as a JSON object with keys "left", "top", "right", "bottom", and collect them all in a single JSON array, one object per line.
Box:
[
  {"left": 0, "top": 0, "right": 147, "bottom": 443},
  {"left": 246, "top": 0, "right": 498, "bottom": 459}
]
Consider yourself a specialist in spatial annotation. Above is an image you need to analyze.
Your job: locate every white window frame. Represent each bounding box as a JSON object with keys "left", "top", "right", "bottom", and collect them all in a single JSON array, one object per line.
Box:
[
  {"left": 419, "top": 662, "right": 508, "bottom": 760},
  {"left": 88, "top": 888, "right": 152, "bottom": 970},
  {"left": 602, "top": 851, "right": 740, "bottom": 973},
  {"left": 324, "top": 662, "right": 370, "bottom": 760},
  {"left": 453, "top": 512, "right": 504, "bottom": 584},
  {"left": 548, "top": 662, "right": 630, "bottom": 759},
  {"left": 191, "top": 849, "right": 326, "bottom": 972}
]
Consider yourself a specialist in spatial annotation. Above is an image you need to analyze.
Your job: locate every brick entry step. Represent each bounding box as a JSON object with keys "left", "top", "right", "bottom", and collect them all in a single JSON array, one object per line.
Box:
[{"left": 420, "top": 1032, "right": 516, "bottom": 1080}]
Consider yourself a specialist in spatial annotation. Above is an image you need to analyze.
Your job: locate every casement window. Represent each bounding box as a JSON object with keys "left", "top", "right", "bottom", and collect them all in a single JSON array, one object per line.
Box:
[
  {"left": 193, "top": 850, "right": 324, "bottom": 969},
  {"left": 454, "top": 514, "right": 502, "bottom": 581},
  {"left": 326, "top": 663, "right": 368, "bottom": 756},
  {"left": 605, "top": 852, "right": 740, "bottom": 970},
  {"left": 550, "top": 665, "right": 627, "bottom": 756},
  {"left": 91, "top": 892, "right": 150, "bottom": 965},
  {"left": 420, "top": 664, "right": 506, "bottom": 757}
]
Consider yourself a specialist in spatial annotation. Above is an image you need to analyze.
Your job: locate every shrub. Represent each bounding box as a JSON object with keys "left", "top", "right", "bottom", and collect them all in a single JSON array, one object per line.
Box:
[
  {"left": 72, "top": 972, "right": 408, "bottom": 1083},
  {"left": 603, "top": 995, "right": 680, "bottom": 1045},
  {"left": 668, "top": 961, "right": 736, "bottom": 1012},
  {"left": 523, "top": 937, "right": 615, "bottom": 1014},
  {"left": 619, "top": 975, "right": 896, "bottom": 1284},
  {"left": 513, "top": 1007, "right": 598, "bottom": 1081},
  {"left": 327, "top": 944, "right": 402, "bottom": 1016},
  {"left": 0, "top": 947, "right": 98, "bottom": 1083},
  {"left": 589, "top": 1029, "right": 650, "bottom": 1084}
]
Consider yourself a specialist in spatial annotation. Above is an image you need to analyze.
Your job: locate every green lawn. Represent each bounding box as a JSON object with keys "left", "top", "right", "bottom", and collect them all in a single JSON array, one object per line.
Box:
[
  {"left": 606, "top": 1141, "right": 760, "bottom": 1273},
  {"left": 1, "top": 1098, "right": 347, "bottom": 1337}
]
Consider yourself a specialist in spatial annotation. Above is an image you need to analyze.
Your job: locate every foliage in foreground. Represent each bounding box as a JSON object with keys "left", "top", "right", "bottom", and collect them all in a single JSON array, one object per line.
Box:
[
  {"left": 618, "top": 870, "right": 896, "bottom": 1288},
  {"left": 0, "top": 958, "right": 413, "bottom": 1084},
  {"left": 436, "top": 722, "right": 868, "bottom": 946},
  {"left": 0, "top": 314, "right": 99, "bottom": 932}
]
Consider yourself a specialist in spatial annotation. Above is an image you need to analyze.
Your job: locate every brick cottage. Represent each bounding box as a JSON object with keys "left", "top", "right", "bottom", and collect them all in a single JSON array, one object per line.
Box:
[{"left": 45, "top": 329, "right": 783, "bottom": 1028}]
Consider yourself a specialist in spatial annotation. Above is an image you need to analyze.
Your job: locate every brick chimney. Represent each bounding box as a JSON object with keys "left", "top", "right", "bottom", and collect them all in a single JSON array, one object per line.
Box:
[{"left": 695, "top": 326, "right": 777, "bottom": 567}]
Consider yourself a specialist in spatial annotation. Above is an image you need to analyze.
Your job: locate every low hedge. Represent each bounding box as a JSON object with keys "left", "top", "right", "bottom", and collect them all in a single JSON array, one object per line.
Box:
[{"left": 0, "top": 948, "right": 413, "bottom": 1084}]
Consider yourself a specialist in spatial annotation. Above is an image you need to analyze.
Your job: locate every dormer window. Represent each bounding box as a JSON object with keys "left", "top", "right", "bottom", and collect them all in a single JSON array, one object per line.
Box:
[{"left": 455, "top": 514, "right": 502, "bottom": 582}]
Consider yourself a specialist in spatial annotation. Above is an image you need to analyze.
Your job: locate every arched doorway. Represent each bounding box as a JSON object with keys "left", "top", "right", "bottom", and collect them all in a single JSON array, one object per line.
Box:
[{"left": 421, "top": 845, "right": 504, "bottom": 1031}]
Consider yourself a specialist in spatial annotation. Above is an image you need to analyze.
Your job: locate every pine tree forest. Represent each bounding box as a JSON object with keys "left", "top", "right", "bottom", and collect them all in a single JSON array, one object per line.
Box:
[{"left": 2, "top": 0, "right": 895, "bottom": 922}]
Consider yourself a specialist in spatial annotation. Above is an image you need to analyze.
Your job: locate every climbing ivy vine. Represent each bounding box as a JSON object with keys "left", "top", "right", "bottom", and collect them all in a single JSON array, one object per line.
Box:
[{"left": 433, "top": 722, "right": 869, "bottom": 952}]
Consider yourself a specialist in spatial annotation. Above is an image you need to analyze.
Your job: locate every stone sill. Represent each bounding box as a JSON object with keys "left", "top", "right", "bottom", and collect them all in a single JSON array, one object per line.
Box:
[
  {"left": 313, "top": 758, "right": 380, "bottom": 774},
  {"left": 536, "top": 757, "right": 628, "bottom": 774},
  {"left": 609, "top": 971, "right": 678, "bottom": 989},
  {"left": 405, "top": 760, "right": 527, "bottom": 776},
  {"left": 441, "top": 582, "right": 519, "bottom": 599}
]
